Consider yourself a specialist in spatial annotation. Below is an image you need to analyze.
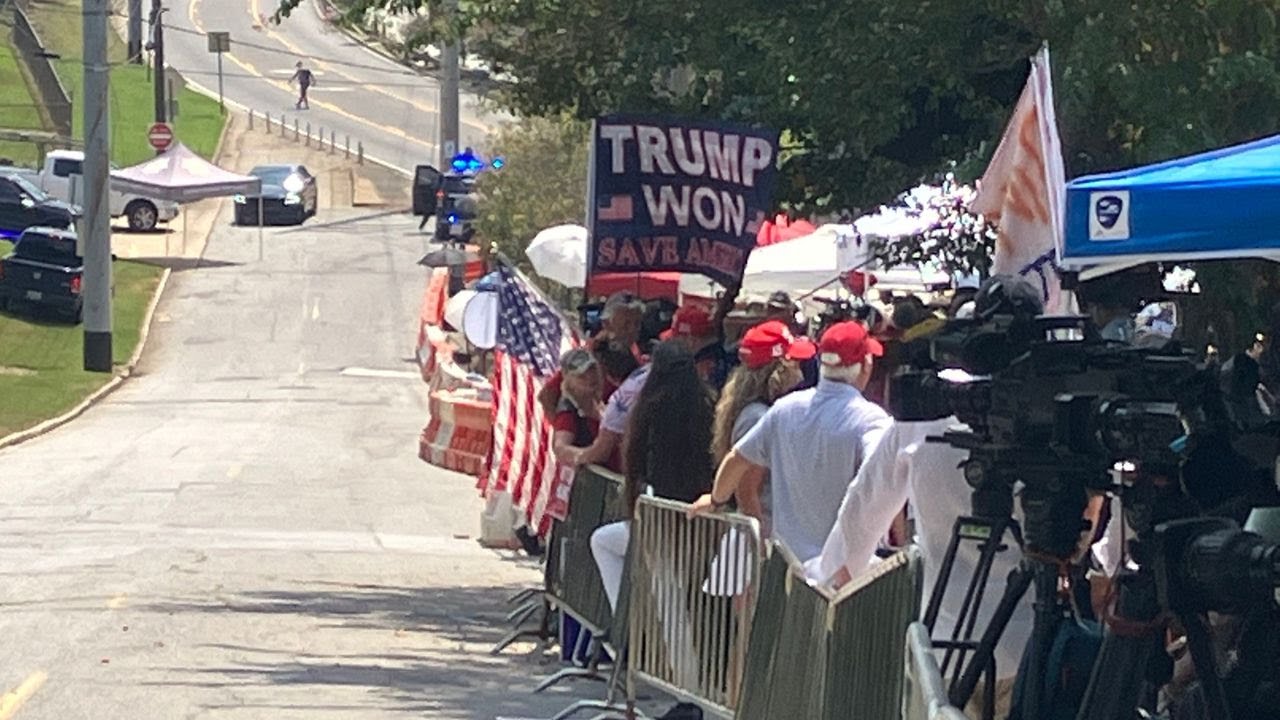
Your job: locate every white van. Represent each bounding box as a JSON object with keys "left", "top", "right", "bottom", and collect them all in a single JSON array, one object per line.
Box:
[{"left": 7, "top": 150, "right": 179, "bottom": 231}]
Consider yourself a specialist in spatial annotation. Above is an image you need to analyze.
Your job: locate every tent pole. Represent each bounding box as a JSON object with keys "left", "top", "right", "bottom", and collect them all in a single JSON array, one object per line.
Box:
[
  {"left": 182, "top": 205, "right": 188, "bottom": 255},
  {"left": 258, "top": 197, "right": 264, "bottom": 261}
]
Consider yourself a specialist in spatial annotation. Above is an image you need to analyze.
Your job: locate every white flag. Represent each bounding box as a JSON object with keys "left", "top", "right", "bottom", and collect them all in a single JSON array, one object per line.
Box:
[{"left": 970, "top": 46, "right": 1071, "bottom": 313}]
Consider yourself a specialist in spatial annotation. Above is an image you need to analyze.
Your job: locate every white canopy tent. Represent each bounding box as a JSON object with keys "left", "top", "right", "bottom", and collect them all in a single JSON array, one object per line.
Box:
[
  {"left": 678, "top": 195, "right": 953, "bottom": 300},
  {"left": 110, "top": 142, "right": 262, "bottom": 256}
]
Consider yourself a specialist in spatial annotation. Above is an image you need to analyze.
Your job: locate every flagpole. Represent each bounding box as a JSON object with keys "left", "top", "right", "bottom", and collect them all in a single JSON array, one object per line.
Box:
[{"left": 583, "top": 120, "right": 598, "bottom": 298}]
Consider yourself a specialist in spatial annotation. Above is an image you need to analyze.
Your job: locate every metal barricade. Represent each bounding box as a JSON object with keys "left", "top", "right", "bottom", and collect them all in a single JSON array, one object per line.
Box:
[
  {"left": 519, "top": 467, "right": 627, "bottom": 700},
  {"left": 903, "top": 622, "right": 968, "bottom": 720},
  {"left": 491, "top": 464, "right": 624, "bottom": 656},
  {"left": 737, "top": 542, "right": 923, "bottom": 720},
  {"left": 626, "top": 496, "right": 765, "bottom": 719}
]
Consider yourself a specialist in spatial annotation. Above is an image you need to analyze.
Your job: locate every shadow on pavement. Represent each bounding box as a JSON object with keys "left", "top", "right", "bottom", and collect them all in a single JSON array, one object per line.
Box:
[
  {"left": 135, "top": 582, "right": 599, "bottom": 719},
  {"left": 130, "top": 257, "right": 243, "bottom": 272}
]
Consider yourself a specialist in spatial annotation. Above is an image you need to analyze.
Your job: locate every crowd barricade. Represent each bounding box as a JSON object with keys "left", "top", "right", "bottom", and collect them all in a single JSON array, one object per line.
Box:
[
  {"left": 491, "top": 464, "right": 624, "bottom": 656},
  {"left": 626, "top": 496, "right": 765, "bottom": 719},
  {"left": 414, "top": 268, "right": 497, "bottom": 477},
  {"left": 418, "top": 389, "right": 492, "bottom": 477},
  {"left": 736, "top": 543, "right": 923, "bottom": 720},
  {"left": 903, "top": 622, "right": 968, "bottom": 720}
]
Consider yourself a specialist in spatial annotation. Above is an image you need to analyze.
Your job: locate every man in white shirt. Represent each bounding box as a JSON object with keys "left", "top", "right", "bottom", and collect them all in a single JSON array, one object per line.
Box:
[
  {"left": 689, "top": 321, "right": 892, "bottom": 563},
  {"left": 806, "top": 415, "right": 1032, "bottom": 712}
]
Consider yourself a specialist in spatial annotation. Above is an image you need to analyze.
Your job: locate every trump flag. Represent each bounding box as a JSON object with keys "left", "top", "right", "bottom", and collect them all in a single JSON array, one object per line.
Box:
[
  {"left": 588, "top": 115, "right": 780, "bottom": 287},
  {"left": 970, "top": 46, "right": 1071, "bottom": 314}
]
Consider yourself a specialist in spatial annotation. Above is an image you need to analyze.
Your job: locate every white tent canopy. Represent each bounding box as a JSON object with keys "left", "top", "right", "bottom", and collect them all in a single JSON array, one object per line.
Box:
[
  {"left": 678, "top": 198, "right": 952, "bottom": 299},
  {"left": 110, "top": 142, "right": 260, "bottom": 202}
]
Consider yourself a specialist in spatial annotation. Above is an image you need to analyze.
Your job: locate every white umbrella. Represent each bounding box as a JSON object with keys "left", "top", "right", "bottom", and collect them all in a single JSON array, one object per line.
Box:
[
  {"left": 443, "top": 289, "right": 476, "bottom": 330},
  {"left": 526, "top": 224, "right": 588, "bottom": 288}
]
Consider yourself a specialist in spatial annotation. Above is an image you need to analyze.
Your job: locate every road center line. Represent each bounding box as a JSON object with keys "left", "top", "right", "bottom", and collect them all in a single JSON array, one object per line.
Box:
[
  {"left": 187, "top": 0, "right": 433, "bottom": 149},
  {"left": 0, "top": 671, "right": 47, "bottom": 720}
]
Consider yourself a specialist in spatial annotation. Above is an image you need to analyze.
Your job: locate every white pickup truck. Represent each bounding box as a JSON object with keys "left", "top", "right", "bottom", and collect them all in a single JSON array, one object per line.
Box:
[{"left": 6, "top": 150, "right": 179, "bottom": 231}]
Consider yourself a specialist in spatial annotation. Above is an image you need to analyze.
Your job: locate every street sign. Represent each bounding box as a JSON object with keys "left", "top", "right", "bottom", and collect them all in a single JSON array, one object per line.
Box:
[
  {"left": 206, "top": 32, "right": 231, "bottom": 113},
  {"left": 206, "top": 31, "right": 231, "bottom": 53},
  {"left": 148, "top": 122, "right": 174, "bottom": 152}
]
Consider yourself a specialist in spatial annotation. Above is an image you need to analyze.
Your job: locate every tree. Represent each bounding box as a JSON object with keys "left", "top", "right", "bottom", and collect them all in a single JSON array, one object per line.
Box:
[
  {"left": 277, "top": 1, "right": 1280, "bottom": 210},
  {"left": 275, "top": 0, "right": 1280, "bottom": 350},
  {"left": 470, "top": 114, "right": 590, "bottom": 267}
]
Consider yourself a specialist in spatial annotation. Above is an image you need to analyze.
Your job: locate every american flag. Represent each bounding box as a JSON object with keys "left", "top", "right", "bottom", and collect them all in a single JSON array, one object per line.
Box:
[{"left": 480, "top": 264, "right": 580, "bottom": 537}]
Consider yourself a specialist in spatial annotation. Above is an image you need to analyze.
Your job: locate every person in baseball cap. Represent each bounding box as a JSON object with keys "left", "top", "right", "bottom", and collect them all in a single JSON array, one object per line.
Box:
[
  {"left": 711, "top": 321, "right": 816, "bottom": 526},
  {"left": 818, "top": 320, "right": 883, "bottom": 384},
  {"left": 737, "top": 320, "right": 817, "bottom": 369},
  {"left": 660, "top": 305, "right": 715, "bottom": 341},
  {"left": 661, "top": 304, "right": 735, "bottom": 389},
  {"left": 689, "top": 319, "right": 892, "bottom": 568}
]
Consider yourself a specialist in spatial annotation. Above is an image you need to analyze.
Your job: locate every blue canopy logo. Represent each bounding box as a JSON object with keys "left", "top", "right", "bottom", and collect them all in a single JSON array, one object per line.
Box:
[{"left": 1095, "top": 195, "right": 1125, "bottom": 229}]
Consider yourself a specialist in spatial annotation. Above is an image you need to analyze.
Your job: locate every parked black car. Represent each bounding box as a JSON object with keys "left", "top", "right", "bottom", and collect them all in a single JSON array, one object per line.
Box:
[
  {"left": 233, "top": 164, "right": 319, "bottom": 226},
  {"left": 0, "top": 173, "right": 78, "bottom": 238},
  {"left": 0, "top": 226, "right": 85, "bottom": 322}
]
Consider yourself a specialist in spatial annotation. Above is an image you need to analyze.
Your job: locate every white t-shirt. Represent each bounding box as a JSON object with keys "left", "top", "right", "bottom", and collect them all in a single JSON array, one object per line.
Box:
[
  {"left": 735, "top": 379, "right": 891, "bottom": 563},
  {"left": 806, "top": 417, "right": 1031, "bottom": 679},
  {"left": 601, "top": 365, "right": 650, "bottom": 435}
]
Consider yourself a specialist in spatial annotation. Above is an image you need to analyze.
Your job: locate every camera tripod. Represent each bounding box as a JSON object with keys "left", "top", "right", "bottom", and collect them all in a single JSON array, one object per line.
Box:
[{"left": 924, "top": 456, "right": 1099, "bottom": 720}]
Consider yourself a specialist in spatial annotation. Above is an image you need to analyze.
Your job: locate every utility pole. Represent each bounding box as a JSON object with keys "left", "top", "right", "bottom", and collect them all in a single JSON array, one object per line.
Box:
[
  {"left": 127, "top": 0, "right": 143, "bottom": 63},
  {"left": 83, "top": 0, "right": 113, "bottom": 372},
  {"left": 438, "top": 0, "right": 459, "bottom": 168},
  {"left": 150, "top": 0, "right": 166, "bottom": 123}
]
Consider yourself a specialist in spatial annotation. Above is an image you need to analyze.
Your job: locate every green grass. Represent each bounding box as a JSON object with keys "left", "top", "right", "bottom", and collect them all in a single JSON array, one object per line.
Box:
[
  {"left": 0, "top": 239, "right": 165, "bottom": 438},
  {"left": 0, "top": 41, "right": 49, "bottom": 167},
  {"left": 25, "top": 0, "right": 226, "bottom": 165},
  {"left": 0, "top": 1, "right": 228, "bottom": 439}
]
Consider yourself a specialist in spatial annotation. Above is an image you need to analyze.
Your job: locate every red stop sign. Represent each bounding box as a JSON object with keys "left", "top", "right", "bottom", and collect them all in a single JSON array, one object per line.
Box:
[{"left": 148, "top": 122, "right": 174, "bottom": 152}]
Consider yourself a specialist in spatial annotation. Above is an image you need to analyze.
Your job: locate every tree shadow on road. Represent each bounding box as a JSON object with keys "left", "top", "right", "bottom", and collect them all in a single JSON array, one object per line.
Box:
[{"left": 134, "top": 581, "right": 624, "bottom": 719}]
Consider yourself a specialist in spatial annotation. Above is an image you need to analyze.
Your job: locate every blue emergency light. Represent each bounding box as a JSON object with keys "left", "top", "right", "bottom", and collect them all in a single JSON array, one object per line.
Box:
[{"left": 449, "top": 148, "right": 504, "bottom": 174}]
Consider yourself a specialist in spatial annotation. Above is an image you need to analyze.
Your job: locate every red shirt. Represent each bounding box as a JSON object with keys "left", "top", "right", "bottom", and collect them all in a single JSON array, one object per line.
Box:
[{"left": 552, "top": 408, "right": 600, "bottom": 443}]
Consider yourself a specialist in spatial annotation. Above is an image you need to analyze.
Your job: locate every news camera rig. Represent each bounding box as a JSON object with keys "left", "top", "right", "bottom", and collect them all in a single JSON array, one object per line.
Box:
[{"left": 887, "top": 288, "right": 1280, "bottom": 720}]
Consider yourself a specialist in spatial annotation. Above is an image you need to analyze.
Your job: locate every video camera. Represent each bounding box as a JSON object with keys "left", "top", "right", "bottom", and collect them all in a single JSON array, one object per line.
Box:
[
  {"left": 891, "top": 278, "right": 1280, "bottom": 720},
  {"left": 888, "top": 302, "right": 1207, "bottom": 558}
]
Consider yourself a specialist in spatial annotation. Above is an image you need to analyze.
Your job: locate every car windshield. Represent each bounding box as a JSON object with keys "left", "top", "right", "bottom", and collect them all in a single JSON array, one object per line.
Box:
[
  {"left": 16, "top": 232, "right": 78, "bottom": 262},
  {"left": 442, "top": 176, "right": 473, "bottom": 195},
  {"left": 250, "top": 166, "right": 294, "bottom": 186},
  {"left": 9, "top": 174, "right": 49, "bottom": 201}
]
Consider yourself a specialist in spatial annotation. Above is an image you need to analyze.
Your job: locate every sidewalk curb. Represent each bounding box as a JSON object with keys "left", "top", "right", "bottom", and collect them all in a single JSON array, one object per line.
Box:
[
  {"left": 0, "top": 113, "right": 237, "bottom": 452},
  {"left": 0, "top": 267, "right": 171, "bottom": 451}
]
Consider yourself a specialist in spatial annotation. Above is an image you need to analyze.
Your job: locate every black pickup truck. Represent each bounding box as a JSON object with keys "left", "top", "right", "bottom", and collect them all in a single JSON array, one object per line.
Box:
[{"left": 0, "top": 226, "right": 84, "bottom": 322}]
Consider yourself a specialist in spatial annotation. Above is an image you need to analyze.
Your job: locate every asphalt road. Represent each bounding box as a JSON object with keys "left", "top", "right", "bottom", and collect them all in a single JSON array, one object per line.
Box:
[
  {"left": 0, "top": 211, "right": 591, "bottom": 719},
  {"left": 164, "top": 0, "right": 501, "bottom": 173}
]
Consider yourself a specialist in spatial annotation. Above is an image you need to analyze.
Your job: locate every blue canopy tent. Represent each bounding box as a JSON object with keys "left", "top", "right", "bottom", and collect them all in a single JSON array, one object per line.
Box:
[{"left": 1062, "top": 134, "right": 1280, "bottom": 272}]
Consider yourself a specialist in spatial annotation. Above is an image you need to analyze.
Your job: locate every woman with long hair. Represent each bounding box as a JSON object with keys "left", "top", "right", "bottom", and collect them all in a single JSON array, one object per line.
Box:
[
  {"left": 712, "top": 321, "right": 811, "bottom": 532},
  {"left": 590, "top": 340, "right": 717, "bottom": 611}
]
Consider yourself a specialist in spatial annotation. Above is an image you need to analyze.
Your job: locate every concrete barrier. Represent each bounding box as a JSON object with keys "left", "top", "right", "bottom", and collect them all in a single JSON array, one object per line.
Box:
[{"left": 418, "top": 389, "right": 492, "bottom": 476}]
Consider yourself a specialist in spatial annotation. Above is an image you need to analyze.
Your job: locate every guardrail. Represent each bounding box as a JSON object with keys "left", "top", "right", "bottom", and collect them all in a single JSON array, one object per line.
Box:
[
  {"left": 626, "top": 496, "right": 764, "bottom": 719},
  {"left": 904, "top": 622, "right": 969, "bottom": 720},
  {"left": 737, "top": 543, "right": 923, "bottom": 720},
  {"left": 247, "top": 109, "right": 364, "bottom": 164},
  {"left": 10, "top": 0, "right": 73, "bottom": 136}
]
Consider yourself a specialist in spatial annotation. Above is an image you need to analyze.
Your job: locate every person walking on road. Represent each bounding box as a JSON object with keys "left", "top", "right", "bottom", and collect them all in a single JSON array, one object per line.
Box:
[{"left": 289, "top": 61, "right": 314, "bottom": 110}]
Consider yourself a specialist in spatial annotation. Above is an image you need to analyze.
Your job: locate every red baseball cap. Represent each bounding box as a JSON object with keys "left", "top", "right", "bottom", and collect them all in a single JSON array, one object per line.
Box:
[
  {"left": 738, "top": 320, "right": 817, "bottom": 369},
  {"left": 665, "top": 305, "right": 714, "bottom": 338},
  {"left": 818, "top": 321, "right": 884, "bottom": 366}
]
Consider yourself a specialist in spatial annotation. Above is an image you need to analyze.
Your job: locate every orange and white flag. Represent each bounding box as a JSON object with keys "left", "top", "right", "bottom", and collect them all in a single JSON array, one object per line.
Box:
[{"left": 971, "top": 46, "right": 1072, "bottom": 313}]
